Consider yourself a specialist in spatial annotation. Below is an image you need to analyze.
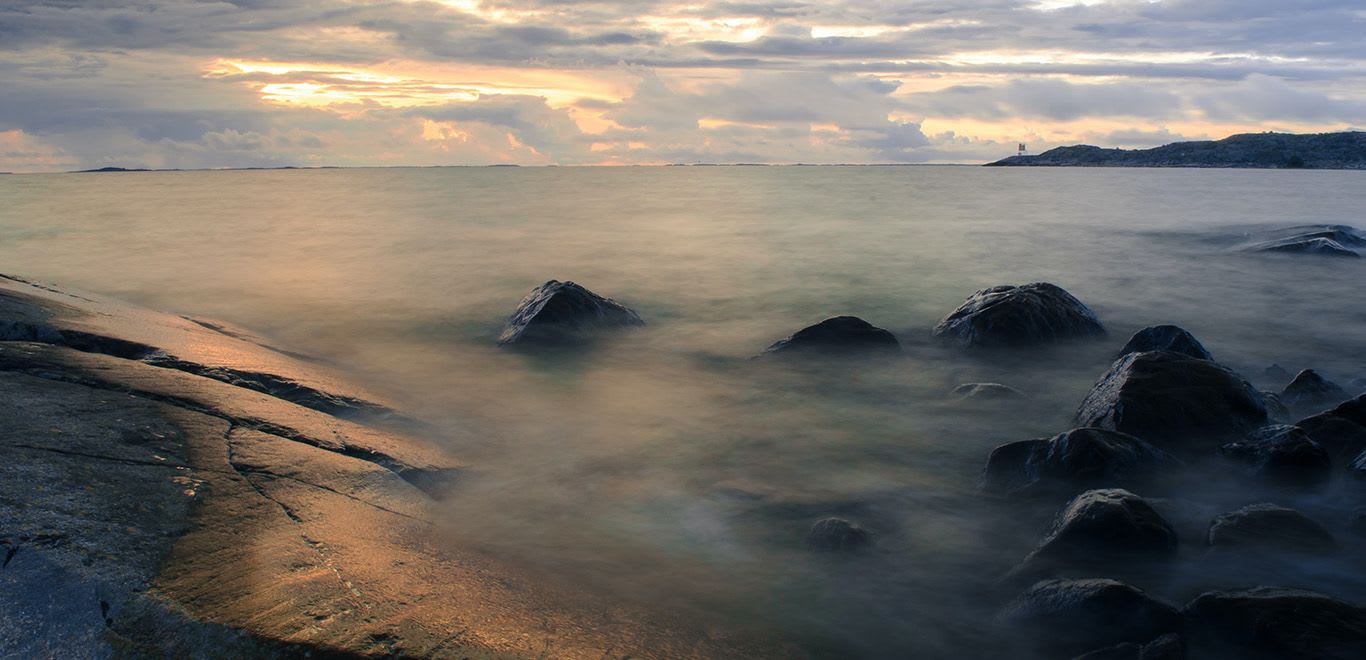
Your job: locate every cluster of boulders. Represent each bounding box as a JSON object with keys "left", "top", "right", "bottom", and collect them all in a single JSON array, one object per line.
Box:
[{"left": 493, "top": 277, "right": 1365, "bottom": 656}]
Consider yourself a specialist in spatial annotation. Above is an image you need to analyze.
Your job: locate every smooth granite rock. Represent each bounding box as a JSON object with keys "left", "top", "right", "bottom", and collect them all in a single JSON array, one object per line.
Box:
[
  {"left": 1281, "top": 369, "right": 1349, "bottom": 414},
  {"left": 1016, "top": 490, "right": 1177, "bottom": 575},
  {"left": 1295, "top": 394, "right": 1366, "bottom": 462},
  {"left": 1245, "top": 236, "right": 1360, "bottom": 258},
  {"left": 1072, "top": 633, "right": 1183, "bottom": 660},
  {"left": 1118, "top": 325, "right": 1213, "bottom": 361},
  {"left": 933, "top": 282, "right": 1106, "bottom": 348},
  {"left": 996, "top": 578, "right": 1181, "bottom": 656},
  {"left": 763, "top": 316, "right": 900, "bottom": 356},
  {"left": 952, "top": 382, "right": 1025, "bottom": 400},
  {"left": 1183, "top": 587, "right": 1366, "bottom": 660},
  {"left": 981, "top": 428, "right": 1176, "bottom": 497},
  {"left": 497, "top": 280, "right": 644, "bottom": 346},
  {"left": 1219, "top": 425, "right": 1332, "bottom": 489},
  {"left": 1076, "top": 351, "right": 1267, "bottom": 454},
  {"left": 805, "top": 518, "right": 872, "bottom": 551},
  {"left": 1206, "top": 503, "right": 1337, "bottom": 555}
]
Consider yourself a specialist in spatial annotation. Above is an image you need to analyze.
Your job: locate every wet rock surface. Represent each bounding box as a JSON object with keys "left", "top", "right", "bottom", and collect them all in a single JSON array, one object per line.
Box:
[
  {"left": 933, "top": 282, "right": 1106, "bottom": 348},
  {"left": 1281, "top": 369, "right": 1349, "bottom": 414},
  {"left": 1219, "top": 424, "right": 1332, "bottom": 488},
  {"left": 1118, "top": 325, "right": 1213, "bottom": 361},
  {"left": 1206, "top": 503, "right": 1337, "bottom": 555},
  {"left": 1072, "top": 633, "right": 1183, "bottom": 660},
  {"left": 763, "top": 316, "right": 900, "bottom": 356},
  {"left": 981, "top": 428, "right": 1176, "bottom": 497},
  {"left": 1076, "top": 351, "right": 1268, "bottom": 454},
  {"left": 805, "top": 517, "right": 872, "bottom": 551},
  {"left": 1295, "top": 394, "right": 1366, "bottom": 462},
  {"left": 1244, "top": 235, "right": 1361, "bottom": 257},
  {"left": 497, "top": 279, "right": 644, "bottom": 346},
  {"left": 996, "top": 578, "right": 1181, "bottom": 656},
  {"left": 1017, "top": 489, "right": 1177, "bottom": 575},
  {"left": 1183, "top": 587, "right": 1366, "bottom": 660}
]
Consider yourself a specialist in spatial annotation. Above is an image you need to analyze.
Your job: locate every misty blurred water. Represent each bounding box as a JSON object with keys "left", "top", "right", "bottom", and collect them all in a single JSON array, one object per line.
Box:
[{"left": 1, "top": 166, "right": 1364, "bottom": 657}]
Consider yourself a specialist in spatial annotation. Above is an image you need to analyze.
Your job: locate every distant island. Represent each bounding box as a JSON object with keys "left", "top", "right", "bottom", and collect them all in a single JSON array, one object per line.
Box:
[{"left": 987, "top": 131, "right": 1366, "bottom": 169}]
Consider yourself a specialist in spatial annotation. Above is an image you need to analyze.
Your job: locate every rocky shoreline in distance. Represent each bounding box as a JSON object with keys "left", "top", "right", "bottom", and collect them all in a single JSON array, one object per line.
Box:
[{"left": 987, "top": 131, "right": 1366, "bottom": 169}]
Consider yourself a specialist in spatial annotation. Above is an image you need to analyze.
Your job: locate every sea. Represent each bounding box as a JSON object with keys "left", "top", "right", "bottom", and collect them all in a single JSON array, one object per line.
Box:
[{"left": 2, "top": 165, "right": 1364, "bottom": 657}]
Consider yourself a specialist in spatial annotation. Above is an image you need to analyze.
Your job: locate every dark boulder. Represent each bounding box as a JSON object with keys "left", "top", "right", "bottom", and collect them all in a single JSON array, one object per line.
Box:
[
  {"left": 952, "top": 382, "right": 1025, "bottom": 400},
  {"left": 1261, "top": 225, "right": 1366, "bottom": 247},
  {"left": 1076, "top": 351, "right": 1268, "bottom": 455},
  {"left": 1260, "top": 391, "right": 1291, "bottom": 422},
  {"left": 1206, "top": 503, "right": 1337, "bottom": 555},
  {"left": 932, "top": 282, "right": 1105, "bottom": 348},
  {"left": 1295, "top": 394, "right": 1366, "bottom": 462},
  {"left": 1281, "top": 369, "right": 1348, "bottom": 414},
  {"left": 1350, "top": 508, "right": 1366, "bottom": 537},
  {"left": 996, "top": 578, "right": 1181, "bottom": 656},
  {"left": 805, "top": 517, "right": 872, "bottom": 551},
  {"left": 1352, "top": 450, "right": 1366, "bottom": 482},
  {"left": 1118, "top": 325, "right": 1213, "bottom": 361},
  {"left": 763, "top": 316, "right": 900, "bottom": 356},
  {"left": 1072, "top": 634, "right": 1183, "bottom": 660},
  {"left": 981, "top": 428, "right": 1176, "bottom": 497},
  {"left": 1219, "top": 425, "right": 1331, "bottom": 489},
  {"left": 1018, "top": 489, "right": 1177, "bottom": 574},
  {"left": 1183, "top": 587, "right": 1366, "bottom": 660},
  {"left": 497, "top": 280, "right": 643, "bottom": 346}
]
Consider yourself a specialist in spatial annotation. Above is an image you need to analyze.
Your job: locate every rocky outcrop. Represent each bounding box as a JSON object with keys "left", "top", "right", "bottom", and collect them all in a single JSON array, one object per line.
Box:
[
  {"left": 1014, "top": 490, "right": 1177, "bottom": 577},
  {"left": 1076, "top": 351, "right": 1267, "bottom": 454},
  {"left": 1118, "top": 325, "right": 1213, "bottom": 361},
  {"left": 497, "top": 280, "right": 644, "bottom": 346},
  {"left": 1295, "top": 394, "right": 1366, "bottom": 462},
  {"left": 1281, "top": 369, "right": 1349, "bottom": 414},
  {"left": 0, "top": 276, "right": 758, "bottom": 659},
  {"left": 762, "top": 316, "right": 900, "bottom": 356},
  {"left": 932, "top": 283, "right": 1106, "bottom": 348},
  {"left": 987, "top": 131, "right": 1366, "bottom": 170},
  {"left": 952, "top": 382, "right": 1025, "bottom": 400},
  {"left": 1183, "top": 587, "right": 1366, "bottom": 660},
  {"left": 1206, "top": 504, "right": 1337, "bottom": 555},
  {"left": 1219, "top": 425, "right": 1332, "bottom": 489},
  {"left": 805, "top": 518, "right": 872, "bottom": 551},
  {"left": 981, "top": 428, "right": 1176, "bottom": 497},
  {"left": 996, "top": 579, "right": 1181, "bottom": 656}
]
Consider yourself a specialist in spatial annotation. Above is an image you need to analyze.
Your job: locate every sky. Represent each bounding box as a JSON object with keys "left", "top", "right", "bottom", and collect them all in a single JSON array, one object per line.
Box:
[{"left": 2, "top": 0, "right": 1365, "bottom": 171}]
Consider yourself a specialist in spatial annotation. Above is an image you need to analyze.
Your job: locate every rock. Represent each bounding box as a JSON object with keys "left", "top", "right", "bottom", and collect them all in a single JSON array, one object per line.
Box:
[
  {"left": 952, "top": 382, "right": 1025, "bottom": 400},
  {"left": 1206, "top": 503, "right": 1337, "bottom": 555},
  {"left": 996, "top": 578, "right": 1181, "bottom": 655},
  {"left": 497, "top": 280, "right": 644, "bottom": 346},
  {"left": 1076, "top": 351, "right": 1268, "bottom": 454},
  {"left": 1281, "top": 369, "right": 1348, "bottom": 414},
  {"left": 805, "top": 517, "right": 872, "bottom": 551},
  {"left": 1260, "top": 391, "right": 1291, "bottom": 422},
  {"left": 1295, "top": 394, "right": 1366, "bottom": 462},
  {"left": 1261, "top": 225, "right": 1366, "bottom": 248},
  {"left": 1219, "top": 425, "right": 1331, "bottom": 489},
  {"left": 1118, "top": 325, "right": 1213, "bottom": 361},
  {"left": 762, "top": 316, "right": 900, "bottom": 356},
  {"left": 1072, "top": 634, "right": 1183, "bottom": 660},
  {"left": 1352, "top": 450, "right": 1366, "bottom": 481},
  {"left": 1351, "top": 377, "right": 1366, "bottom": 392},
  {"left": 981, "top": 428, "right": 1176, "bottom": 497},
  {"left": 1245, "top": 236, "right": 1360, "bottom": 258},
  {"left": 1263, "top": 364, "right": 1289, "bottom": 381},
  {"left": 1351, "top": 508, "right": 1366, "bottom": 537},
  {"left": 932, "top": 282, "right": 1106, "bottom": 348},
  {"left": 1183, "top": 587, "right": 1366, "bottom": 660},
  {"left": 1018, "top": 490, "right": 1177, "bottom": 573}
]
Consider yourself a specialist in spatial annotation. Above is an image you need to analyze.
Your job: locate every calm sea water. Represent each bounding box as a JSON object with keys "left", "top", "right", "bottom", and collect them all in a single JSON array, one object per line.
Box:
[{"left": 2, "top": 166, "right": 1364, "bottom": 657}]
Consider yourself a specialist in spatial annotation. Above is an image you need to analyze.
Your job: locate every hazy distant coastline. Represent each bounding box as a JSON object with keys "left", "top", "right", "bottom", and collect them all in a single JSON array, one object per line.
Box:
[{"left": 989, "top": 131, "right": 1366, "bottom": 169}]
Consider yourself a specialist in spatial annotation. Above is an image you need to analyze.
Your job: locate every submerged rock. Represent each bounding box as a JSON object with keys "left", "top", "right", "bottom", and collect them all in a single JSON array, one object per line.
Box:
[
  {"left": 1019, "top": 489, "right": 1177, "bottom": 573},
  {"left": 996, "top": 578, "right": 1181, "bottom": 656},
  {"left": 981, "top": 428, "right": 1176, "bottom": 497},
  {"left": 497, "top": 280, "right": 644, "bottom": 346},
  {"left": 1206, "top": 503, "right": 1337, "bottom": 555},
  {"left": 1295, "top": 394, "right": 1366, "bottom": 462},
  {"left": 1183, "top": 587, "right": 1366, "bottom": 660},
  {"left": 1076, "top": 351, "right": 1267, "bottom": 455},
  {"left": 1219, "top": 425, "right": 1331, "bottom": 489},
  {"left": 932, "top": 282, "right": 1105, "bottom": 348},
  {"left": 1118, "top": 325, "right": 1213, "bottom": 361},
  {"left": 805, "top": 517, "right": 872, "bottom": 551},
  {"left": 1264, "top": 363, "right": 1289, "bottom": 381},
  {"left": 1072, "top": 634, "right": 1183, "bottom": 660},
  {"left": 1281, "top": 369, "right": 1348, "bottom": 413},
  {"left": 952, "top": 382, "right": 1025, "bottom": 400},
  {"left": 1245, "top": 236, "right": 1360, "bottom": 258},
  {"left": 763, "top": 316, "right": 900, "bottom": 356}
]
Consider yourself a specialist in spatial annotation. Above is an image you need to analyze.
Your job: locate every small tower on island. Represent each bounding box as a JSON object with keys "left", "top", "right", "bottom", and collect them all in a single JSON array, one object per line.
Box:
[{"left": 1017, "top": 142, "right": 1027, "bottom": 157}]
